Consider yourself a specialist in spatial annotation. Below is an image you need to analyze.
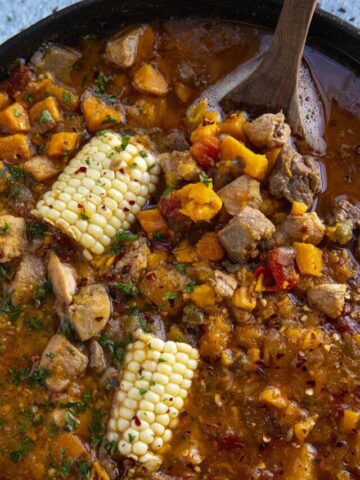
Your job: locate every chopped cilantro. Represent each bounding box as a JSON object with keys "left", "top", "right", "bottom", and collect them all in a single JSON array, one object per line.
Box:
[
  {"left": 139, "top": 315, "right": 152, "bottom": 333},
  {"left": 25, "top": 316, "right": 44, "bottom": 331},
  {"left": 34, "top": 280, "right": 53, "bottom": 302},
  {"left": 80, "top": 212, "right": 90, "bottom": 220},
  {"left": 9, "top": 436, "right": 34, "bottom": 463},
  {"left": 104, "top": 439, "right": 117, "bottom": 456},
  {"left": 199, "top": 171, "right": 212, "bottom": 187},
  {"left": 89, "top": 408, "right": 107, "bottom": 448},
  {"left": 59, "top": 448, "right": 73, "bottom": 478},
  {"left": 0, "top": 222, "right": 9, "bottom": 234},
  {"left": 76, "top": 460, "right": 91, "bottom": 480},
  {"left": 173, "top": 261, "right": 186, "bottom": 272},
  {"left": 161, "top": 187, "right": 173, "bottom": 198},
  {"left": 140, "top": 150, "right": 148, "bottom": 158},
  {"left": 185, "top": 280, "right": 197, "bottom": 293},
  {"left": 110, "top": 230, "right": 138, "bottom": 255},
  {"left": 0, "top": 295, "right": 22, "bottom": 324},
  {"left": 158, "top": 358, "right": 167, "bottom": 363},
  {"left": 98, "top": 334, "right": 126, "bottom": 368},
  {"left": 64, "top": 411, "right": 78, "bottom": 432},
  {"left": 61, "top": 391, "right": 91, "bottom": 414},
  {"left": 28, "top": 221, "right": 47, "bottom": 239},
  {"left": 101, "top": 114, "right": 118, "bottom": 125},
  {"left": 116, "top": 282, "right": 139, "bottom": 297},
  {"left": 37, "top": 110, "right": 53, "bottom": 124},
  {"left": 138, "top": 387, "right": 147, "bottom": 395},
  {"left": 128, "top": 433, "right": 136, "bottom": 443},
  {"left": 131, "top": 162, "right": 138, "bottom": 169},
  {"left": 163, "top": 291, "right": 178, "bottom": 302},
  {"left": 94, "top": 73, "right": 113, "bottom": 94},
  {"left": 60, "top": 90, "right": 72, "bottom": 105}
]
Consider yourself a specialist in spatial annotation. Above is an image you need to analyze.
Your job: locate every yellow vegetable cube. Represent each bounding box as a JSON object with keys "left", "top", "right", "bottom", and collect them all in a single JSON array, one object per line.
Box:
[
  {"left": 29, "top": 96, "right": 62, "bottom": 131},
  {"left": 259, "top": 386, "right": 289, "bottom": 410},
  {"left": 0, "top": 102, "right": 30, "bottom": 133},
  {"left": 190, "top": 111, "right": 219, "bottom": 143},
  {"left": 220, "top": 135, "right": 268, "bottom": 180},
  {"left": 176, "top": 182, "right": 222, "bottom": 222},
  {"left": 190, "top": 284, "right": 216, "bottom": 308},
  {"left": 340, "top": 409, "right": 360, "bottom": 432},
  {"left": 133, "top": 63, "right": 169, "bottom": 96},
  {"left": 0, "top": 91, "right": 10, "bottom": 110},
  {"left": 294, "top": 417, "right": 317, "bottom": 442},
  {"left": 294, "top": 242, "right": 323, "bottom": 277},
  {"left": 291, "top": 201, "right": 308, "bottom": 215},
  {"left": 47, "top": 132, "right": 80, "bottom": 157},
  {"left": 147, "top": 251, "right": 168, "bottom": 269},
  {"left": 137, "top": 208, "right": 168, "bottom": 239},
  {"left": 196, "top": 232, "right": 224, "bottom": 261},
  {"left": 82, "top": 95, "right": 123, "bottom": 132},
  {"left": 174, "top": 82, "right": 192, "bottom": 103},
  {"left": 174, "top": 239, "right": 199, "bottom": 263},
  {"left": 0, "top": 134, "right": 33, "bottom": 162},
  {"left": 232, "top": 286, "right": 256, "bottom": 311},
  {"left": 219, "top": 112, "right": 247, "bottom": 141}
]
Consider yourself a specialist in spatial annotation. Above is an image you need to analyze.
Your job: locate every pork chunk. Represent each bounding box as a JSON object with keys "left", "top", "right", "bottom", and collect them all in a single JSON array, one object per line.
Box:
[
  {"left": 244, "top": 112, "right": 291, "bottom": 149},
  {"left": 217, "top": 175, "right": 262, "bottom": 215},
  {"left": 307, "top": 283, "right": 347, "bottom": 319},
  {"left": 269, "top": 143, "right": 321, "bottom": 207},
  {"left": 158, "top": 150, "right": 200, "bottom": 187},
  {"left": 327, "top": 199, "right": 360, "bottom": 226},
  {"left": 31, "top": 45, "right": 81, "bottom": 84},
  {"left": 68, "top": 284, "right": 111, "bottom": 341},
  {"left": 23, "top": 155, "right": 62, "bottom": 182},
  {"left": 274, "top": 212, "right": 325, "bottom": 246},
  {"left": 106, "top": 26, "right": 145, "bottom": 69},
  {"left": 0, "top": 215, "right": 25, "bottom": 263},
  {"left": 115, "top": 237, "right": 150, "bottom": 283},
  {"left": 48, "top": 251, "right": 77, "bottom": 306},
  {"left": 89, "top": 340, "right": 107, "bottom": 372},
  {"left": 11, "top": 254, "right": 45, "bottom": 305},
  {"left": 213, "top": 270, "right": 237, "bottom": 298},
  {"left": 218, "top": 206, "right": 275, "bottom": 262},
  {"left": 40, "top": 334, "right": 88, "bottom": 392}
]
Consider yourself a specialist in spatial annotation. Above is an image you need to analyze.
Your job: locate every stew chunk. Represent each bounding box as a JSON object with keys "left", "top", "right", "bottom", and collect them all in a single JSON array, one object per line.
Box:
[
  {"left": 68, "top": 284, "right": 111, "bottom": 341},
  {"left": 106, "top": 26, "right": 145, "bottom": 69},
  {"left": 269, "top": 143, "right": 321, "bottom": 207},
  {"left": 40, "top": 334, "right": 88, "bottom": 391},
  {"left": 244, "top": 112, "right": 291, "bottom": 148},
  {"left": 217, "top": 175, "right": 262, "bottom": 215},
  {"left": 218, "top": 206, "right": 275, "bottom": 261},
  {"left": 307, "top": 283, "right": 347, "bottom": 319},
  {"left": 11, "top": 253, "right": 45, "bottom": 304},
  {"left": 0, "top": 215, "right": 25, "bottom": 263},
  {"left": 47, "top": 251, "right": 77, "bottom": 306}
]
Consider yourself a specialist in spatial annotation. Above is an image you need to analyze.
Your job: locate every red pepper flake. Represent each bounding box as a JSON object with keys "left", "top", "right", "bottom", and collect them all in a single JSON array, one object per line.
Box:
[
  {"left": 124, "top": 207, "right": 130, "bottom": 212},
  {"left": 146, "top": 272, "right": 156, "bottom": 281},
  {"left": 129, "top": 200, "right": 135, "bottom": 205},
  {"left": 78, "top": 203, "right": 85, "bottom": 209},
  {"left": 101, "top": 205, "right": 106, "bottom": 210},
  {"left": 75, "top": 166, "right": 87, "bottom": 174},
  {"left": 119, "top": 168, "right": 125, "bottom": 174},
  {"left": 133, "top": 415, "right": 141, "bottom": 426}
]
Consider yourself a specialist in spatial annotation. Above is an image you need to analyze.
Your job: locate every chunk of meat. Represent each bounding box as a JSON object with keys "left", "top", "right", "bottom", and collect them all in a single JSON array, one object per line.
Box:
[
  {"left": 327, "top": 199, "right": 360, "bottom": 226},
  {"left": 114, "top": 237, "right": 150, "bottom": 283},
  {"left": 156, "top": 130, "right": 189, "bottom": 152},
  {"left": 40, "top": 334, "right": 88, "bottom": 391},
  {"left": 68, "top": 284, "right": 111, "bottom": 341},
  {"left": 89, "top": 340, "right": 107, "bottom": 372},
  {"left": 273, "top": 212, "right": 325, "bottom": 246},
  {"left": 213, "top": 270, "right": 237, "bottom": 298},
  {"left": 269, "top": 143, "right": 321, "bottom": 207},
  {"left": 23, "top": 155, "right": 62, "bottom": 182},
  {"left": 0, "top": 215, "right": 25, "bottom": 263},
  {"left": 307, "top": 283, "right": 347, "bottom": 319},
  {"left": 11, "top": 253, "right": 45, "bottom": 305},
  {"left": 31, "top": 45, "right": 81, "bottom": 84},
  {"left": 106, "top": 26, "right": 145, "bottom": 69},
  {"left": 218, "top": 206, "right": 275, "bottom": 262},
  {"left": 47, "top": 251, "right": 77, "bottom": 305},
  {"left": 217, "top": 175, "right": 262, "bottom": 215},
  {"left": 158, "top": 150, "right": 200, "bottom": 187},
  {"left": 244, "top": 112, "right": 291, "bottom": 148}
]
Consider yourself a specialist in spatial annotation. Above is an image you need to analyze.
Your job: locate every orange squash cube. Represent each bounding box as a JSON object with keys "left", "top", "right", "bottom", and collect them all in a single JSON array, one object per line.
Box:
[
  {"left": 0, "top": 134, "right": 33, "bottom": 162},
  {"left": 137, "top": 208, "right": 168, "bottom": 239},
  {"left": 0, "top": 103, "right": 30, "bottom": 133},
  {"left": 82, "top": 95, "right": 123, "bottom": 132},
  {"left": 29, "top": 96, "right": 62, "bottom": 132},
  {"left": 47, "top": 132, "right": 80, "bottom": 157},
  {"left": 0, "top": 91, "right": 10, "bottom": 110}
]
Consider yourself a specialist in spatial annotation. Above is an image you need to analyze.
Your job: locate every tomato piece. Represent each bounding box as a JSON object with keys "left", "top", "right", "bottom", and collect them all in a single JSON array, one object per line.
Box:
[
  {"left": 191, "top": 135, "right": 220, "bottom": 169},
  {"left": 268, "top": 247, "right": 299, "bottom": 291}
]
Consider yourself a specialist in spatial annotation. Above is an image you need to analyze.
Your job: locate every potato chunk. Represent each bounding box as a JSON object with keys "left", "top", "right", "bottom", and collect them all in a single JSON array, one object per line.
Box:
[
  {"left": 68, "top": 284, "right": 111, "bottom": 341},
  {"left": 40, "top": 334, "right": 88, "bottom": 392},
  {"left": 0, "top": 215, "right": 26, "bottom": 262}
]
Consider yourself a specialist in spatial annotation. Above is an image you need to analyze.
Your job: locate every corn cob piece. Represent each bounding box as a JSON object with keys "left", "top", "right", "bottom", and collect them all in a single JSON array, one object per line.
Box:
[
  {"left": 106, "top": 330, "right": 199, "bottom": 471},
  {"left": 32, "top": 131, "right": 160, "bottom": 259}
]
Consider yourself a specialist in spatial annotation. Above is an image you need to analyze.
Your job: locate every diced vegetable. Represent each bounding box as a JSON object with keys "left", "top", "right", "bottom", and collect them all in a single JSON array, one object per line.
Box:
[
  {"left": 195, "top": 232, "right": 224, "bottom": 261},
  {"left": 190, "top": 111, "right": 219, "bottom": 143},
  {"left": 0, "top": 102, "right": 30, "bottom": 133},
  {"left": 189, "top": 284, "right": 216, "bottom": 308},
  {"left": 340, "top": 409, "right": 360, "bottom": 433},
  {"left": 82, "top": 95, "right": 123, "bottom": 132},
  {"left": 133, "top": 64, "right": 169, "bottom": 96},
  {"left": 0, "top": 91, "right": 10, "bottom": 110},
  {"left": 106, "top": 330, "right": 199, "bottom": 470},
  {"left": 33, "top": 131, "right": 160, "bottom": 259},
  {"left": 190, "top": 135, "right": 220, "bottom": 169},
  {"left": 137, "top": 208, "right": 168, "bottom": 239},
  {"left": 218, "top": 112, "right": 247, "bottom": 141},
  {"left": 291, "top": 201, "right": 308, "bottom": 215},
  {"left": 29, "top": 96, "right": 62, "bottom": 131},
  {"left": 231, "top": 286, "right": 256, "bottom": 311},
  {"left": 47, "top": 132, "right": 80, "bottom": 157},
  {"left": 199, "top": 312, "right": 231, "bottom": 358},
  {"left": 175, "top": 182, "right": 222, "bottom": 222},
  {"left": 259, "top": 386, "right": 288, "bottom": 409},
  {"left": 220, "top": 135, "right": 268, "bottom": 180},
  {"left": 294, "top": 242, "right": 323, "bottom": 277},
  {"left": 0, "top": 134, "right": 33, "bottom": 162}
]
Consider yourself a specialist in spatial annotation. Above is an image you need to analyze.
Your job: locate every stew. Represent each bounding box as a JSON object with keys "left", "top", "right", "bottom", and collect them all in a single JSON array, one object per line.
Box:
[{"left": 0, "top": 19, "right": 359, "bottom": 480}]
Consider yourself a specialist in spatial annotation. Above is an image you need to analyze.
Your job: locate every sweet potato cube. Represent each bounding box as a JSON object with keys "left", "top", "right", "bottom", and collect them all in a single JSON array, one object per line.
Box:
[
  {"left": 196, "top": 232, "right": 224, "bottom": 261},
  {"left": 82, "top": 95, "right": 123, "bottom": 132},
  {"left": 55, "top": 432, "right": 87, "bottom": 461},
  {"left": 53, "top": 85, "right": 79, "bottom": 111},
  {"left": 47, "top": 132, "right": 80, "bottom": 157},
  {"left": 340, "top": 409, "right": 360, "bottom": 433},
  {"left": 294, "top": 242, "right": 323, "bottom": 277},
  {"left": 0, "top": 134, "right": 33, "bottom": 162},
  {"left": 0, "top": 103, "right": 30, "bottom": 133},
  {"left": 219, "top": 112, "right": 247, "bottom": 141},
  {"left": 23, "top": 155, "right": 63, "bottom": 181},
  {"left": 29, "top": 96, "right": 62, "bottom": 132},
  {"left": 133, "top": 63, "right": 169, "bottom": 96},
  {"left": 220, "top": 135, "right": 268, "bottom": 180},
  {"left": 137, "top": 208, "right": 168, "bottom": 239},
  {"left": 0, "top": 91, "right": 10, "bottom": 110}
]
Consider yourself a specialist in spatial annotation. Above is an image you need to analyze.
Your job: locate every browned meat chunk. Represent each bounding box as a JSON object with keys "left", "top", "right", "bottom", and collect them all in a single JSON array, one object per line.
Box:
[
  {"left": 217, "top": 175, "right": 262, "bottom": 215},
  {"left": 89, "top": 340, "right": 107, "bottom": 372},
  {"left": 156, "top": 130, "right": 189, "bottom": 152},
  {"left": 31, "top": 45, "right": 81, "bottom": 84},
  {"left": 106, "top": 26, "right": 145, "bottom": 69},
  {"left": 158, "top": 150, "right": 200, "bottom": 187},
  {"left": 40, "top": 334, "right": 88, "bottom": 392},
  {"left": 274, "top": 212, "right": 325, "bottom": 246},
  {"left": 327, "top": 199, "right": 360, "bottom": 226},
  {"left": 68, "top": 284, "right": 111, "bottom": 341},
  {"left": 47, "top": 251, "right": 77, "bottom": 306},
  {"left": 218, "top": 206, "right": 275, "bottom": 262},
  {"left": 23, "top": 155, "right": 62, "bottom": 182},
  {"left": 213, "top": 270, "right": 237, "bottom": 298},
  {"left": 307, "top": 283, "right": 347, "bottom": 319},
  {"left": 114, "top": 237, "right": 150, "bottom": 283},
  {"left": 243, "top": 112, "right": 291, "bottom": 148},
  {"left": 0, "top": 215, "right": 25, "bottom": 263},
  {"left": 269, "top": 143, "right": 321, "bottom": 207},
  {"left": 11, "top": 253, "right": 45, "bottom": 305}
]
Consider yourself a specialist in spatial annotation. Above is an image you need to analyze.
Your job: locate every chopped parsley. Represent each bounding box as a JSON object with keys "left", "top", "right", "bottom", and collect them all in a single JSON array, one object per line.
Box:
[
  {"left": 199, "top": 170, "right": 212, "bottom": 187},
  {"left": 9, "top": 436, "right": 34, "bottom": 463},
  {"left": 0, "top": 295, "right": 22, "bottom": 324},
  {"left": 59, "top": 448, "right": 73, "bottom": 478},
  {"left": 185, "top": 280, "right": 197, "bottom": 293},
  {"left": 98, "top": 333, "right": 127, "bottom": 368},
  {"left": 0, "top": 222, "right": 9, "bottom": 234},
  {"left": 64, "top": 411, "right": 78, "bottom": 432},
  {"left": 80, "top": 212, "right": 90, "bottom": 220},
  {"left": 163, "top": 291, "right": 178, "bottom": 302},
  {"left": 25, "top": 316, "right": 44, "bottom": 331},
  {"left": 104, "top": 439, "right": 117, "bottom": 456},
  {"left": 94, "top": 73, "right": 113, "bottom": 94},
  {"left": 128, "top": 433, "right": 136, "bottom": 443},
  {"left": 61, "top": 391, "right": 91, "bottom": 414},
  {"left": 28, "top": 221, "right": 47, "bottom": 239},
  {"left": 140, "top": 150, "right": 148, "bottom": 158},
  {"left": 173, "top": 261, "right": 186, "bottom": 272},
  {"left": 139, "top": 315, "right": 152, "bottom": 333},
  {"left": 9, "top": 364, "right": 50, "bottom": 388},
  {"left": 117, "top": 282, "right": 139, "bottom": 298},
  {"left": 37, "top": 109, "right": 53, "bottom": 124},
  {"left": 101, "top": 114, "right": 118, "bottom": 125},
  {"left": 110, "top": 230, "right": 138, "bottom": 255},
  {"left": 89, "top": 408, "right": 107, "bottom": 448},
  {"left": 161, "top": 187, "right": 174, "bottom": 198},
  {"left": 34, "top": 280, "right": 53, "bottom": 303},
  {"left": 76, "top": 460, "right": 91, "bottom": 480}
]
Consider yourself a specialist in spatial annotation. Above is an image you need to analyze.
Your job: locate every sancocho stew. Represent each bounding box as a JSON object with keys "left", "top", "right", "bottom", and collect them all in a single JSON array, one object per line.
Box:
[{"left": 0, "top": 18, "right": 359, "bottom": 480}]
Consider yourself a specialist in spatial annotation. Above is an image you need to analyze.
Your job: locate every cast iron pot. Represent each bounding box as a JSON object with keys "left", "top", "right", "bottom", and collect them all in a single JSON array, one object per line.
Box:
[{"left": 0, "top": 0, "right": 359, "bottom": 82}]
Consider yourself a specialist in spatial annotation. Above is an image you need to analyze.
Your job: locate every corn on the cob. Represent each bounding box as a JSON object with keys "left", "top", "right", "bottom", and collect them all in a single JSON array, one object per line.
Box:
[
  {"left": 32, "top": 131, "right": 160, "bottom": 259},
  {"left": 106, "top": 330, "right": 199, "bottom": 471}
]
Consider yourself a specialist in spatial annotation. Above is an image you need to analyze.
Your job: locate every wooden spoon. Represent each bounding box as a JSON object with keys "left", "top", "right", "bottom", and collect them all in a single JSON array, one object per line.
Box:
[{"left": 189, "top": 0, "right": 326, "bottom": 153}]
